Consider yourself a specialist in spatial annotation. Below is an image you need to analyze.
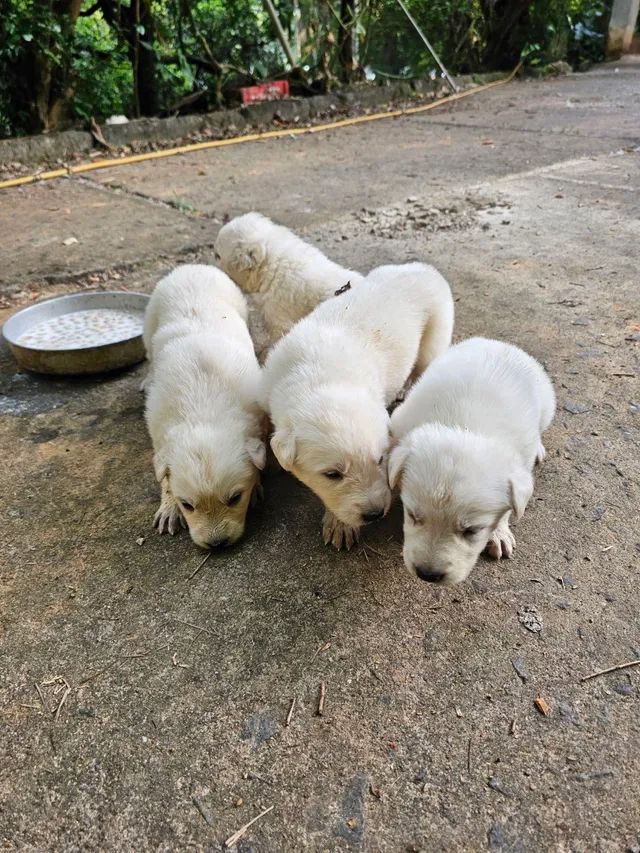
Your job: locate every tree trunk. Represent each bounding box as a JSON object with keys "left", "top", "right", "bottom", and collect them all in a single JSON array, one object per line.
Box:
[
  {"left": 132, "top": 0, "right": 160, "bottom": 116},
  {"left": 15, "top": 0, "right": 83, "bottom": 132},
  {"left": 338, "top": 0, "right": 356, "bottom": 81},
  {"left": 480, "top": 0, "right": 534, "bottom": 69}
]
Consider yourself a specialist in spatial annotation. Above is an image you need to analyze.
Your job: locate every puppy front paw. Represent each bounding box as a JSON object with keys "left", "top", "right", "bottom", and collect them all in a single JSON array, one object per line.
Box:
[
  {"left": 153, "top": 499, "right": 185, "bottom": 535},
  {"left": 322, "top": 511, "right": 360, "bottom": 551},
  {"left": 485, "top": 523, "right": 516, "bottom": 560}
]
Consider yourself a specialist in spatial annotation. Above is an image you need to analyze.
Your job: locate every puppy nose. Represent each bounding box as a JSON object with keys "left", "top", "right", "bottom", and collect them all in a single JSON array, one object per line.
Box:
[
  {"left": 414, "top": 565, "right": 445, "bottom": 584},
  {"left": 208, "top": 536, "right": 230, "bottom": 549},
  {"left": 362, "top": 508, "right": 385, "bottom": 523}
]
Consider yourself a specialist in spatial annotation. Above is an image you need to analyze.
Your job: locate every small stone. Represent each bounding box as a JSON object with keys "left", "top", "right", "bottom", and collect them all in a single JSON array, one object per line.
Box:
[
  {"left": 487, "top": 823, "right": 508, "bottom": 849},
  {"left": 592, "top": 506, "right": 606, "bottom": 522},
  {"left": 511, "top": 659, "right": 528, "bottom": 682},
  {"left": 235, "top": 797, "right": 243, "bottom": 807},
  {"left": 614, "top": 681, "right": 634, "bottom": 697},
  {"left": 487, "top": 776, "right": 510, "bottom": 796},
  {"left": 518, "top": 606, "right": 543, "bottom": 633},
  {"left": 557, "top": 703, "right": 580, "bottom": 725},
  {"left": 136, "top": 537, "right": 145, "bottom": 546},
  {"left": 563, "top": 401, "right": 590, "bottom": 414}
]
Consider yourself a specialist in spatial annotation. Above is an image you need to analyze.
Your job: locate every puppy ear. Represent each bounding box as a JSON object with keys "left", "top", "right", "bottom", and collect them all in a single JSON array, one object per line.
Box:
[
  {"left": 237, "top": 242, "right": 265, "bottom": 271},
  {"left": 246, "top": 436, "right": 266, "bottom": 470},
  {"left": 388, "top": 442, "right": 409, "bottom": 490},
  {"left": 270, "top": 428, "right": 296, "bottom": 472},
  {"left": 508, "top": 466, "right": 534, "bottom": 520}
]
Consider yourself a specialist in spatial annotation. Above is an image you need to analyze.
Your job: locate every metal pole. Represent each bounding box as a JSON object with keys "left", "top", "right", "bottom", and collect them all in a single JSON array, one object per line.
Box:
[
  {"left": 262, "top": 0, "right": 298, "bottom": 69},
  {"left": 395, "top": 0, "right": 457, "bottom": 93}
]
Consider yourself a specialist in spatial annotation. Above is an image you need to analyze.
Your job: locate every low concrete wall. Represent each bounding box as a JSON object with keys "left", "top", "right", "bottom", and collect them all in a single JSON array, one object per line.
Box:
[{"left": 0, "top": 74, "right": 501, "bottom": 169}]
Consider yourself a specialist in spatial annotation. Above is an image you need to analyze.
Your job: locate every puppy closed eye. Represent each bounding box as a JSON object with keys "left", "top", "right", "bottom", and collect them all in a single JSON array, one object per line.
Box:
[
  {"left": 214, "top": 251, "right": 221, "bottom": 261},
  {"left": 323, "top": 470, "right": 344, "bottom": 480},
  {"left": 406, "top": 508, "right": 420, "bottom": 525},
  {"left": 226, "top": 491, "right": 243, "bottom": 507},
  {"left": 180, "top": 500, "right": 195, "bottom": 512},
  {"left": 461, "top": 526, "right": 481, "bottom": 539},
  {"left": 377, "top": 455, "right": 384, "bottom": 466}
]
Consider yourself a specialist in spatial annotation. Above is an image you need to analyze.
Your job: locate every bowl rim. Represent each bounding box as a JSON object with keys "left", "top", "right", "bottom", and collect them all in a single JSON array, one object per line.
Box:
[{"left": 2, "top": 290, "right": 150, "bottom": 352}]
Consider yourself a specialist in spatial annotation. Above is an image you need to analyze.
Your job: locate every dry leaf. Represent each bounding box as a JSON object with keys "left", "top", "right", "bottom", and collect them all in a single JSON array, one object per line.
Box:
[{"left": 534, "top": 696, "right": 551, "bottom": 716}]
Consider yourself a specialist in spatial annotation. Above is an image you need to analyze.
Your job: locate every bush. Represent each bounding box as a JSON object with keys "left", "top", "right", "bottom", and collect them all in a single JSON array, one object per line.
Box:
[{"left": 0, "top": 0, "right": 613, "bottom": 139}]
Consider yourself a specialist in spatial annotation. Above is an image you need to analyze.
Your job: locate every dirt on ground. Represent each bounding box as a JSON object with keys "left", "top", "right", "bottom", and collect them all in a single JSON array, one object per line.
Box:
[{"left": 1, "top": 58, "right": 639, "bottom": 852}]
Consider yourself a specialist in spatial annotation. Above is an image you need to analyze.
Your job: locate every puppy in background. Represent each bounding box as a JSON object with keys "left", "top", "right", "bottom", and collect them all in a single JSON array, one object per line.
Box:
[
  {"left": 262, "top": 262, "right": 455, "bottom": 549},
  {"left": 144, "top": 264, "right": 265, "bottom": 549},
  {"left": 214, "top": 211, "right": 364, "bottom": 344},
  {"left": 389, "top": 337, "right": 555, "bottom": 585}
]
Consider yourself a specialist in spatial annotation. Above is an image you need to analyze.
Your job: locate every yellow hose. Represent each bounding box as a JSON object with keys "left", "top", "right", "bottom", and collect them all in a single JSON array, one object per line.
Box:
[{"left": 0, "top": 66, "right": 521, "bottom": 192}]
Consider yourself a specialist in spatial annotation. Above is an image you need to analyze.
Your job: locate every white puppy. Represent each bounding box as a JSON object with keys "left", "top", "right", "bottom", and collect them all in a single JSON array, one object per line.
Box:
[
  {"left": 262, "top": 262, "right": 455, "bottom": 549},
  {"left": 214, "top": 211, "right": 364, "bottom": 343},
  {"left": 144, "top": 264, "right": 265, "bottom": 549},
  {"left": 389, "top": 337, "right": 555, "bottom": 585}
]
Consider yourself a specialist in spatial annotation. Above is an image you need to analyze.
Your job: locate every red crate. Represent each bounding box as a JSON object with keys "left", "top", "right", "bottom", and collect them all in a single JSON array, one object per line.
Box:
[{"left": 240, "top": 80, "right": 290, "bottom": 105}]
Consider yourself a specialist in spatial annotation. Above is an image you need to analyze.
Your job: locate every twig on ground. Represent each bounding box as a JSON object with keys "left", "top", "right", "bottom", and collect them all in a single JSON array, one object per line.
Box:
[
  {"left": 363, "top": 544, "right": 386, "bottom": 558},
  {"left": 171, "top": 618, "right": 215, "bottom": 636},
  {"left": 224, "top": 805, "right": 274, "bottom": 848},
  {"left": 20, "top": 703, "right": 42, "bottom": 710},
  {"left": 34, "top": 681, "right": 47, "bottom": 711},
  {"left": 90, "top": 117, "right": 115, "bottom": 150},
  {"left": 54, "top": 680, "right": 72, "bottom": 722},
  {"left": 285, "top": 697, "right": 296, "bottom": 727},
  {"left": 77, "top": 659, "right": 118, "bottom": 687},
  {"left": 122, "top": 643, "right": 169, "bottom": 659},
  {"left": 317, "top": 681, "right": 326, "bottom": 716},
  {"left": 188, "top": 551, "right": 211, "bottom": 580},
  {"left": 40, "top": 676, "right": 72, "bottom": 721},
  {"left": 311, "top": 641, "right": 331, "bottom": 662},
  {"left": 580, "top": 659, "right": 640, "bottom": 682},
  {"left": 466, "top": 736, "right": 472, "bottom": 774}
]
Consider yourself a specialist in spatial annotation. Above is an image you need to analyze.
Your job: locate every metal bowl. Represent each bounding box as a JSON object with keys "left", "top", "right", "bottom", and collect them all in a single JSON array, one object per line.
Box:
[{"left": 2, "top": 291, "right": 150, "bottom": 376}]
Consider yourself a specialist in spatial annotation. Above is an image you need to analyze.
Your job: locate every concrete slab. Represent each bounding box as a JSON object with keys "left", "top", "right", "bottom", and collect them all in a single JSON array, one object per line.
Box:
[
  {"left": 1, "top": 63, "right": 640, "bottom": 851},
  {"left": 0, "top": 179, "right": 213, "bottom": 289},
  {"left": 84, "top": 93, "right": 637, "bottom": 226}
]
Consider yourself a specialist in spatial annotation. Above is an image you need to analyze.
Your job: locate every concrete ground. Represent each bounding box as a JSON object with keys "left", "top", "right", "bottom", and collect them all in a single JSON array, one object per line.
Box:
[{"left": 1, "top": 60, "right": 639, "bottom": 852}]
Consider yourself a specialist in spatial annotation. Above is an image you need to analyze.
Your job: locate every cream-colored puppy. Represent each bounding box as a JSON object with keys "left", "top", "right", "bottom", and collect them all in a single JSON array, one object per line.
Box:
[
  {"left": 144, "top": 264, "right": 265, "bottom": 549},
  {"left": 262, "top": 262, "right": 455, "bottom": 549},
  {"left": 214, "top": 211, "right": 364, "bottom": 343},
  {"left": 389, "top": 337, "right": 555, "bottom": 585}
]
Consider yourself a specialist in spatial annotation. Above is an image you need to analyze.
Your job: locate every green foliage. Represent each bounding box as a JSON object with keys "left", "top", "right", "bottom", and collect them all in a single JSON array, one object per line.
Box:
[
  {"left": 0, "top": 0, "right": 67, "bottom": 136},
  {"left": 71, "top": 14, "right": 133, "bottom": 122},
  {"left": 523, "top": 0, "right": 608, "bottom": 68},
  {"left": 0, "top": 0, "right": 613, "bottom": 139}
]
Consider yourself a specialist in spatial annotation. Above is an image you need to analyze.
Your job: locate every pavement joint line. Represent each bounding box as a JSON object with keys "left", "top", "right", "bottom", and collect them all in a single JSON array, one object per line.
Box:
[
  {"left": 72, "top": 174, "right": 214, "bottom": 221},
  {"left": 417, "top": 118, "right": 640, "bottom": 142},
  {"left": 537, "top": 174, "right": 639, "bottom": 192},
  {"left": 465, "top": 149, "right": 639, "bottom": 190}
]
